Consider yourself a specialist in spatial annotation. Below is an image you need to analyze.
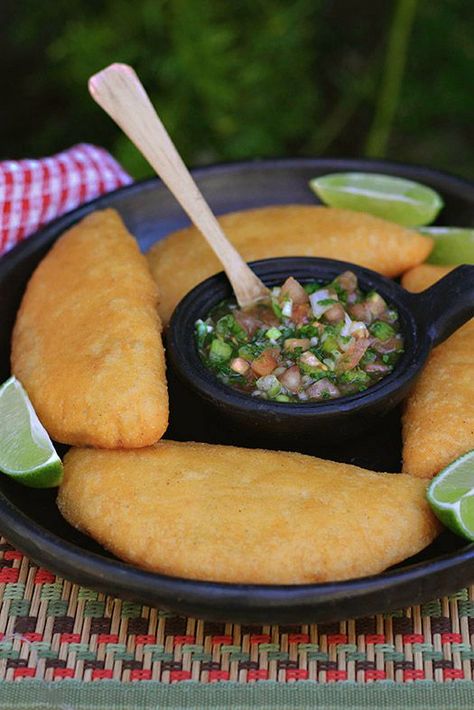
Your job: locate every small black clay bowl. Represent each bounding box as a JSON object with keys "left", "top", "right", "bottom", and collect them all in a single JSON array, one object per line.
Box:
[{"left": 166, "top": 257, "right": 474, "bottom": 445}]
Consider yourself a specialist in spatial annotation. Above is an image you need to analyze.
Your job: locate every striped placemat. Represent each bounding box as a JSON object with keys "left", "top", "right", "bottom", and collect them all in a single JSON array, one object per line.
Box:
[{"left": 0, "top": 536, "right": 473, "bottom": 686}]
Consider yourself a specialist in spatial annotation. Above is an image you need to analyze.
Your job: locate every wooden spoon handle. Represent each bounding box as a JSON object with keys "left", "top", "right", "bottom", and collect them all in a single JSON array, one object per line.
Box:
[{"left": 89, "top": 63, "right": 269, "bottom": 307}]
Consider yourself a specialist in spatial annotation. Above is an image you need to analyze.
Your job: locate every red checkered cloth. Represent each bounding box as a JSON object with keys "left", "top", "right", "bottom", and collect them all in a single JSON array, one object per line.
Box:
[{"left": 0, "top": 143, "right": 132, "bottom": 257}]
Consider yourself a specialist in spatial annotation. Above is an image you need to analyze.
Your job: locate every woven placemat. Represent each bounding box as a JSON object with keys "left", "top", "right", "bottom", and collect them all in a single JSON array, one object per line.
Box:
[{"left": 1, "top": 536, "right": 473, "bottom": 687}]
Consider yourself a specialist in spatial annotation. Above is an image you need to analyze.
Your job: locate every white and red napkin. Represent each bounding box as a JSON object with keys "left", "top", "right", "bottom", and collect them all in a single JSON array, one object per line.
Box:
[{"left": 0, "top": 144, "right": 132, "bottom": 257}]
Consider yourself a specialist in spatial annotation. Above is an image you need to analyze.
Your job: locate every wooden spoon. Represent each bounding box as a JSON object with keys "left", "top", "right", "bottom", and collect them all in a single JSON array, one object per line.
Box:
[{"left": 89, "top": 63, "right": 269, "bottom": 308}]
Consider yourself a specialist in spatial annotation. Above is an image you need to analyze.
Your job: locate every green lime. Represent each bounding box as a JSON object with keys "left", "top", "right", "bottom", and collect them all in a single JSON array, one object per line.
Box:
[
  {"left": 419, "top": 227, "right": 474, "bottom": 265},
  {"left": 309, "top": 172, "right": 444, "bottom": 227},
  {"left": 427, "top": 450, "right": 474, "bottom": 540},
  {"left": 0, "top": 376, "right": 63, "bottom": 488}
]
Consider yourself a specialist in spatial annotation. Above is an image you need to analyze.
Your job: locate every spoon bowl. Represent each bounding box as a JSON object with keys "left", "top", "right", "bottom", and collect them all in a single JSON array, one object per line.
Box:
[{"left": 166, "top": 257, "right": 474, "bottom": 446}]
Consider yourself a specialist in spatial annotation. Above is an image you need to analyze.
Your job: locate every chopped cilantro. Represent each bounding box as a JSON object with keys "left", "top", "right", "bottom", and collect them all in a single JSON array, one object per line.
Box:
[
  {"left": 215, "top": 314, "right": 247, "bottom": 342},
  {"left": 297, "top": 324, "right": 320, "bottom": 338}
]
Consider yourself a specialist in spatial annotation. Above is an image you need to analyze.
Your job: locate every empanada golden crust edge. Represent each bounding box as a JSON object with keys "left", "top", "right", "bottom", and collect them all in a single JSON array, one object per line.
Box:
[{"left": 58, "top": 441, "right": 440, "bottom": 585}]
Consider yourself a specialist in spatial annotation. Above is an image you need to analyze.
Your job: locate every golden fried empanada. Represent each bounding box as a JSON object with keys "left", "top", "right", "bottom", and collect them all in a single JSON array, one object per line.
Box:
[
  {"left": 402, "top": 263, "right": 474, "bottom": 478},
  {"left": 12, "top": 209, "right": 168, "bottom": 448},
  {"left": 58, "top": 441, "right": 440, "bottom": 584}
]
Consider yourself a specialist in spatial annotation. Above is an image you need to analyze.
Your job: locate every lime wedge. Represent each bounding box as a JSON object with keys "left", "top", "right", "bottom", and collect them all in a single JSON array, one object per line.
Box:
[
  {"left": 0, "top": 376, "right": 63, "bottom": 488},
  {"left": 309, "top": 172, "right": 444, "bottom": 226},
  {"left": 419, "top": 227, "right": 474, "bottom": 265},
  {"left": 427, "top": 450, "right": 474, "bottom": 540}
]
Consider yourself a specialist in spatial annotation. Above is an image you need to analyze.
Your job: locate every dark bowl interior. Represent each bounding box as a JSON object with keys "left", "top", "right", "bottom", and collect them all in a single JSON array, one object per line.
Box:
[{"left": 1, "top": 157, "right": 474, "bottom": 624}]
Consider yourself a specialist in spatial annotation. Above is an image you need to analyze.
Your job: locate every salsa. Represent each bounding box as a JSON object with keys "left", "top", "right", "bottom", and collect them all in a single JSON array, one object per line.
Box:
[{"left": 195, "top": 271, "right": 404, "bottom": 403}]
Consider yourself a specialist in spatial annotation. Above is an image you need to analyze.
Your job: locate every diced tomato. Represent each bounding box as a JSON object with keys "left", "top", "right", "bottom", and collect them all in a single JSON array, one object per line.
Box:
[
  {"left": 306, "top": 378, "right": 340, "bottom": 399},
  {"left": 371, "top": 336, "right": 402, "bottom": 354},
  {"left": 336, "top": 338, "right": 370, "bottom": 372},
  {"left": 230, "top": 357, "right": 250, "bottom": 374},
  {"left": 348, "top": 302, "right": 373, "bottom": 324},
  {"left": 323, "top": 303, "right": 345, "bottom": 323},
  {"left": 235, "top": 310, "right": 262, "bottom": 337},
  {"left": 280, "top": 277, "right": 309, "bottom": 305},
  {"left": 292, "top": 304, "right": 311, "bottom": 324},
  {"left": 334, "top": 271, "right": 358, "bottom": 293},
  {"left": 284, "top": 338, "right": 311, "bottom": 352},
  {"left": 251, "top": 349, "right": 279, "bottom": 376}
]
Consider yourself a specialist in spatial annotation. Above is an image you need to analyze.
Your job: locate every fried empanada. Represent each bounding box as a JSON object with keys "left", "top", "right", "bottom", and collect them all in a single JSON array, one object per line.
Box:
[
  {"left": 402, "top": 263, "right": 474, "bottom": 478},
  {"left": 401, "top": 263, "right": 454, "bottom": 293},
  {"left": 147, "top": 205, "right": 433, "bottom": 324},
  {"left": 58, "top": 441, "right": 440, "bottom": 584},
  {"left": 11, "top": 209, "right": 168, "bottom": 448}
]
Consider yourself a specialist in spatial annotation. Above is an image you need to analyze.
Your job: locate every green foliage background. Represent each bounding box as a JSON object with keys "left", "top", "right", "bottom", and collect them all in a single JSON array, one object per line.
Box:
[{"left": 2, "top": 0, "right": 473, "bottom": 179}]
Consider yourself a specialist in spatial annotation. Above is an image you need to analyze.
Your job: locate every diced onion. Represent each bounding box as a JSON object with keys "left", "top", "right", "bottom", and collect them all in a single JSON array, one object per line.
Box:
[
  {"left": 256, "top": 375, "right": 281, "bottom": 395},
  {"left": 312, "top": 303, "right": 333, "bottom": 319},
  {"left": 340, "top": 313, "right": 353, "bottom": 337},
  {"left": 281, "top": 299, "right": 293, "bottom": 317},
  {"left": 340, "top": 313, "right": 368, "bottom": 339},
  {"left": 310, "top": 288, "right": 332, "bottom": 303},
  {"left": 309, "top": 289, "right": 336, "bottom": 318}
]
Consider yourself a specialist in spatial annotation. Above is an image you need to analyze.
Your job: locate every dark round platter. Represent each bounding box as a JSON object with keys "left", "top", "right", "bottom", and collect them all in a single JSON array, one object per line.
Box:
[{"left": 1, "top": 157, "right": 473, "bottom": 624}]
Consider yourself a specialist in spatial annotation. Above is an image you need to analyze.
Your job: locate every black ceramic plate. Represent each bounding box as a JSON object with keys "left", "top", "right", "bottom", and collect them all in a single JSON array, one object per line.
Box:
[{"left": 1, "top": 158, "right": 474, "bottom": 625}]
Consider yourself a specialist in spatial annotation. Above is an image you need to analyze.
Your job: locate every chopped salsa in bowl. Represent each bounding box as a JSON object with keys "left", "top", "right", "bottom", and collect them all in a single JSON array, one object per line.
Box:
[{"left": 195, "top": 271, "right": 404, "bottom": 403}]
